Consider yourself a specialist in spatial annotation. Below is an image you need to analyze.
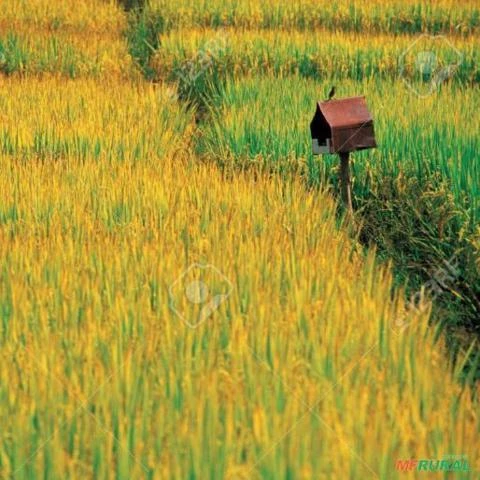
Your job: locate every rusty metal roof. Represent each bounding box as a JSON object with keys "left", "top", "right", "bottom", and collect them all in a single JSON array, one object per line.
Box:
[{"left": 318, "top": 96, "right": 373, "bottom": 130}]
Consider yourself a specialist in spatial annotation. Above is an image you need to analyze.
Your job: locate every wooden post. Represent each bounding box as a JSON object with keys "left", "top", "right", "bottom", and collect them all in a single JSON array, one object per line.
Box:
[{"left": 339, "top": 152, "right": 353, "bottom": 216}]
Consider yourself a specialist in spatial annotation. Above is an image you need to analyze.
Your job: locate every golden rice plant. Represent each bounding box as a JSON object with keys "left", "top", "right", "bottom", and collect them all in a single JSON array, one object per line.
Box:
[
  {"left": 0, "top": 142, "right": 479, "bottom": 478},
  {"left": 0, "top": 0, "right": 478, "bottom": 478},
  {"left": 0, "top": 0, "right": 125, "bottom": 34},
  {"left": 152, "top": 28, "right": 479, "bottom": 83},
  {"left": 0, "top": 77, "right": 191, "bottom": 161},
  {"left": 0, "top": 0, "right": 136, "bottom": 78},
  {"left": 0, "top": 31, "right": 137, "bottom": 78},
  {"left": 0, "top": 70, "right": 478, "bottom": 480},
  {"left": 147, "top": 0, "right": 479, "bottom": 34}
]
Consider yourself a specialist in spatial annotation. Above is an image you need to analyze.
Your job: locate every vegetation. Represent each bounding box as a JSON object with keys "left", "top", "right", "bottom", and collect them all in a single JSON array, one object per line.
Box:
[
  {"left": 154, "top": 28, "right": 480, "bottom": 84},
  {"left": 0, "top": 0, "right": 478, "bottom": 478},
  {"left": 0, "top": 0, "right": 133, "bottom": 78},
  {"left": 135, "top": 2, "right": 480, "bottom": 347},
  {"left": 146, "top": 0, "right": 480, "bottom": 34}
]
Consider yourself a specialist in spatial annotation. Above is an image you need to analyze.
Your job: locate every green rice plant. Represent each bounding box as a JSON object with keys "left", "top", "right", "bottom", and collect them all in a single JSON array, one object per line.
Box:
[
  {"left": 200, "top": 76, "right": 479, "bottom": 221},
  {"left": 0, "top": 34, "right": 29, "bottom": 74},
  {"left": 125, "top": 9, "right": 164, "bottom": 80},
  {"left": 199, "top": 75, "right": 480, "bottom": 337},
  {"left": 153, "top": 28, "right": 480, "bottom": 85}
]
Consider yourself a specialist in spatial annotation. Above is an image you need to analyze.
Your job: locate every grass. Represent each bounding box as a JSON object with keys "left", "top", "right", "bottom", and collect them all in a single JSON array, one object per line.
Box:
[
  {"left": 125, "top": 8, "right": 164, "bottom": 80},
  {"left": 146, "top": 0, "right": 480, "bottom": 34},
  {"left": 1, "top": 127, "right": 479, "bottom": 478},
  {"left": 0, "top": 32, "right": 136, "bottom": 78},
  {"left": 200, "top": 77, "right": 479, "bottom": 219},
  {"left": 145, "top": 18, "right": 479, "bottom": 341},
  {"left": 153, "top": 28, "right": 480, "bottom": 84},
  {"left": 0, "top": 0, "right": 136, "bottom": 78},
  {"left": 0, "top": 77, "right": 190, "bottom": 160},
  {"left": 198, "top": 75, "right": 480, "bottom": 348},
  {"left": 0, "top": 0, "right": 126, "bottom": 34},
  {"left": 0, "top": 0, "right": 479, "bottom": 477}
]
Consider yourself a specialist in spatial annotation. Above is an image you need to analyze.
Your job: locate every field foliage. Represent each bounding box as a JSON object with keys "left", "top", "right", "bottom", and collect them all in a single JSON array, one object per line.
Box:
[{"left": 0, "top": 0, "right": 478, "bottom": 478}]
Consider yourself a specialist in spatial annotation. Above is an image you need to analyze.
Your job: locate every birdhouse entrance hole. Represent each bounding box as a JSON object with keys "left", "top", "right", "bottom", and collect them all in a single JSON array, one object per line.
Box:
[{"left": 311, "top": 104, "right": 332, "bottom": 154}]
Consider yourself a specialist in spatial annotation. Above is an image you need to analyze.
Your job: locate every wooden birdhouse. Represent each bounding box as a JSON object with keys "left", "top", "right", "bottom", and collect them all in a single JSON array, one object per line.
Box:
[
  {"left": 310, "top": 96, "right": 376, "bottom": 155},
  {"left": 309, "top": 95, "right": 377, "bottom": 216}
]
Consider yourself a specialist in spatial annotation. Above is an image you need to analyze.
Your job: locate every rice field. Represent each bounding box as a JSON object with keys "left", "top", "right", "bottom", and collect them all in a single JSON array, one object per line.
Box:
[
  {"left": 154, "top": 28, "right": 480, "bottom": 83},
  {"left": 1, "top": 0, "right": 479, "bottom": 479},
  {"left": 0, "top": 0, "right": 134, "bottom": 78},
  {"left": 146, "top": 1, "right": 479, "bottom": 328},
  {"left": 147, "top": 0, "right": 480, "bottom": 34},
  {"left": 0, "top": 77, "right": 189, "bottom": 159},
  {"left": 198, "top": 76, "right": 479, "bottom": 221}
]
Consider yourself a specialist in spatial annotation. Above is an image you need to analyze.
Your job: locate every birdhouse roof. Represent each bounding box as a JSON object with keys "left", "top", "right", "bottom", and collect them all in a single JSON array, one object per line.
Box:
[{"left": 317, "top": 96, "right": 373, "bottom": 130}]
